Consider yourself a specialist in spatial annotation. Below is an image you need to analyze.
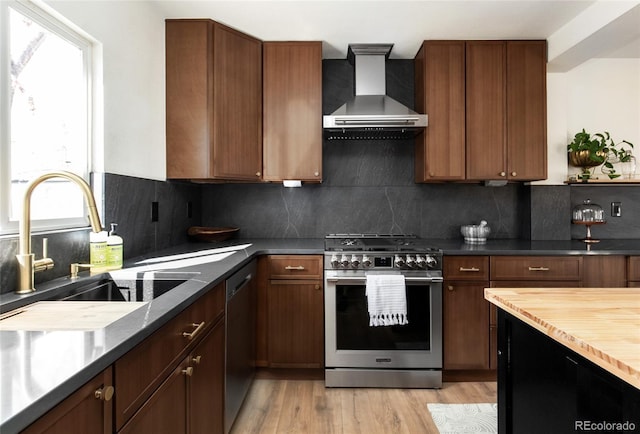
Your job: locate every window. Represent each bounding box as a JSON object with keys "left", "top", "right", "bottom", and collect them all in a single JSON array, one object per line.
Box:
[{"left": 0, "top": 0, "right": 93, "bottom": 235}]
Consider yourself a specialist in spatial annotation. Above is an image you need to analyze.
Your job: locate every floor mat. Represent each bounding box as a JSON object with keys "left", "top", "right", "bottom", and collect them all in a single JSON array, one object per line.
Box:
[{"left": 427, "top": 403, "right": 497, "bottom": 434}]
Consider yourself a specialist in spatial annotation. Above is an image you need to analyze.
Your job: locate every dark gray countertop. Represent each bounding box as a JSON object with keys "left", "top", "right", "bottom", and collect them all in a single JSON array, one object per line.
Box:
[{"left": 1, "top": 237, "right": 639, "bottom": 433}]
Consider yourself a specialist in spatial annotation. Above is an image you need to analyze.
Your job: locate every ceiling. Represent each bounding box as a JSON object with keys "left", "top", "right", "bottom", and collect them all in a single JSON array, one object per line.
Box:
[{"left": 153, "top": 0, "right": 640, "bottom": 69}]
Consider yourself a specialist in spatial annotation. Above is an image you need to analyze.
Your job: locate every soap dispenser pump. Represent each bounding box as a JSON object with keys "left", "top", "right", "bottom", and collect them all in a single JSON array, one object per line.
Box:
[{"left": 106, "top": 223, "right": 123, "bottom": 270}]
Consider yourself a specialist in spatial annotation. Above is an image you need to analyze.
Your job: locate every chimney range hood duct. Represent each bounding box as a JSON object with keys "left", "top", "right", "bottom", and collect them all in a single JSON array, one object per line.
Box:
[{"left": 323, "top": 44, "right": 427, "bottom": 140}]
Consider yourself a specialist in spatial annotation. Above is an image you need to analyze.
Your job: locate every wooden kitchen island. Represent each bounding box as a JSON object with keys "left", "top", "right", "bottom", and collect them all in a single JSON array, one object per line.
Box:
[{"left": 485, "top": 287, "right": 640, "bottom": 434}]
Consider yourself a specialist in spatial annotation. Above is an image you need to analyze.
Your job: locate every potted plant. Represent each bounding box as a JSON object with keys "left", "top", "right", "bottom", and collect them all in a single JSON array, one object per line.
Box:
[{"left": 567, "top": 129, "right": 634, "bottom": 180}]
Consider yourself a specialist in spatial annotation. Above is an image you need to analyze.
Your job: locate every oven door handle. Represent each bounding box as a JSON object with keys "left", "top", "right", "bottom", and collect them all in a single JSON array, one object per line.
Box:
[{"left": 326, "top": 276, "right": 443, "bottom": 283}]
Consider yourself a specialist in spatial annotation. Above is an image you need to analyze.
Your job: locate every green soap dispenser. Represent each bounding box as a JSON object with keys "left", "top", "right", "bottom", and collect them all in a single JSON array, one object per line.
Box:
[
  {"left": 106, "top": 223, "right": 123, "bottom": 270},
  {"left": 90, "top": 230, "right": 108, "bottom": 273}
]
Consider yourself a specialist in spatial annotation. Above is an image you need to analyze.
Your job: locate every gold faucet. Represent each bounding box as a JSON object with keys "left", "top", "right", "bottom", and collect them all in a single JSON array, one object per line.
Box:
[{"left": 16, "top": 171, "right": 103, "bottom": 294}]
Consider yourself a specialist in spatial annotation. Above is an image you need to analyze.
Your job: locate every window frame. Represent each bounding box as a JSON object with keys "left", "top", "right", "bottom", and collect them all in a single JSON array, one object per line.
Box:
[{"left": 0, "top": 0, "right": 95, "bottom": 236}]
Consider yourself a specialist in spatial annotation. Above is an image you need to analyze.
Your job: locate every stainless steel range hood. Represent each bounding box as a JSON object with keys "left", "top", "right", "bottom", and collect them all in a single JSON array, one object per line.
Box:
[{"left": 323, "top": 44, "right": 427, "bottom": 140}]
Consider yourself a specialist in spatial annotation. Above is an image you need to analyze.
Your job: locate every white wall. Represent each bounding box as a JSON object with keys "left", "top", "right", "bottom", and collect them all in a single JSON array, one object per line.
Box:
[
  {"left": 540, "top": 57, "right": 640, "bottom": 185},
  {"left": 40, "top": 2, "right": 640, "bottom": 185},
  {"left": 43, "top": 0, "right": 167, "bottom": 181}
]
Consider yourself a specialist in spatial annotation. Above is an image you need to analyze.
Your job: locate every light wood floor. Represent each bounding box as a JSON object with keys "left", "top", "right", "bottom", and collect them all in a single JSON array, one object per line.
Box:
[{"left": 230, "top": 378, "right": 497, "bottom": 434}]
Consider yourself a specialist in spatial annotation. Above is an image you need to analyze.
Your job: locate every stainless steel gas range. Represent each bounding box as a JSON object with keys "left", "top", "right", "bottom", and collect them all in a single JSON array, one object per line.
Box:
[{"left": 324, "top": 234, "right": 443, "bottom": 388}]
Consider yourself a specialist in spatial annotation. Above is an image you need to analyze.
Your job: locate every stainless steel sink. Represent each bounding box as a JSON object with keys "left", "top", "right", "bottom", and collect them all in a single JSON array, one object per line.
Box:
[{"left": 49, "top": 277, "right": 188, "bottom": 302}]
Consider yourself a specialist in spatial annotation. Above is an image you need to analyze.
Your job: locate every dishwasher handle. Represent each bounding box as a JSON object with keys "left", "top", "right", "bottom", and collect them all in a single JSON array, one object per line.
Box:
[{"left": 226, "top": 260, "right": 257, "bottom": 300}]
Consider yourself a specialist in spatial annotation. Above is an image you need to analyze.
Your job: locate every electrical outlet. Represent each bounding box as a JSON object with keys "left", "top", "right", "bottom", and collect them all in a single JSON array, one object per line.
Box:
[
  {"left": 151, "top": 201, "right": 159, "bottom": 222},
  {"left": 611, "top": 202, "right": 621, "bottom": 217}
]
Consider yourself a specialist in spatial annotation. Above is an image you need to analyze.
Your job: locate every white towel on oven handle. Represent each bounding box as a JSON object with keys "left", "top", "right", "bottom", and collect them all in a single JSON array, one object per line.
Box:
[{"left": 365, "top": 274, "right": 408, "bottom": 326}]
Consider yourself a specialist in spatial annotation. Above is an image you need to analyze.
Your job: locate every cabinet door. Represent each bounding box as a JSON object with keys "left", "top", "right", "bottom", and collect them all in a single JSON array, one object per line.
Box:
[
  {"left": 268, "top": 280, "right": 324, "bottom": 368},
  {"left": 582, "top": 255, "right": 627, "bottom": 287},
  {"left": 443, "top": 282, "right": 490, "bottom": 370},
  {"left": 263, "top": 42, "right": 322, "bottom": 182},
  {"left": 629, "top": 256, "right": 640, "bottom": 283},
  {"left": 506, "top": 41, "right": 547, "bottom": 181},
  {"left": 414, "top": 41, "right": 466, "bottom": 181},
  {"left": 466, "top": 41, "right": 506, "bottom": 180},
  {"left": 118, "top": 363, "right": 188, "bottom": 434},
  {"left": 212, "top": 23, "right": 262, "bottom": 180},
  {"left": 22, "top": 369, "right": 113, "bottom": 434},
  {"left": 166, "top": 19, "right": 213, "bottom": 179},
  {"left": 189, "top": 319, "right": 225, "bottom": 434}
]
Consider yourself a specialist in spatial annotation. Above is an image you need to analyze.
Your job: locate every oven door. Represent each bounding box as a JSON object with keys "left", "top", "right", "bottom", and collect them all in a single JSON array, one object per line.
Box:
[{"left": 324, "top": 271, "right": 443, "bottom": 370}]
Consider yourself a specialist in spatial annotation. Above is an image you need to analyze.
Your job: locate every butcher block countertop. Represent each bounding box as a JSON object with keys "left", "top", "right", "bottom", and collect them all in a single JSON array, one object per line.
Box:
[{"left": 484, "top": 287, "right": 640, "bottom": 389}]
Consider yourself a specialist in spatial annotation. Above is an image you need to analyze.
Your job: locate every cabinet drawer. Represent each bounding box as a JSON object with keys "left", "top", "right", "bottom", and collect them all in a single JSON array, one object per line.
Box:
[
  {"left": 114, "top": 282, "right": 224, "bottom": 429},
  {"left": 491, "top": 256, "right": 582, "bottom": 281},
  {"left": 628, "top": 257, "right": 640, "bottom": 282},
  {"left": 444, "top": 256, "right": 489, "bottom": 280},
  {"left": 267, "top": 255, "right": 322, "bottom": 279}
]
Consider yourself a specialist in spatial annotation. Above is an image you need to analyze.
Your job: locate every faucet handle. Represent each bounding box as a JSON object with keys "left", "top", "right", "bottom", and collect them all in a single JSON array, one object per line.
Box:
[
  {"left": 33, "top": 237, "right": 55, "bottom": 273},
  {"left": 70, "top": 263, "right": 93, "bottom": 279}
]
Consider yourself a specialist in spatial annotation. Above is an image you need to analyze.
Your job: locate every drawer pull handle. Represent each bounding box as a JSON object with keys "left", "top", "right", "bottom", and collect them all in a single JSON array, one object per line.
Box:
[
  {"left": 528, "top": 266, "right": 550, "bottom": 271},
  {"left": 182, "top": 367, "right": 194, "bottom": 377},
  {"left": 94, "top": 386, "right": 114, "bottom": 401},
  {"left": 447, "top": 285, "right": 454, "bottom": 291},
  {"left": 285, "top": 265, "right": 305, "bottom": 270},
  {"left": 459, "top": 267, "right": 480, "bottom": 272},
  {"left": 183, "top": 321, "right": 206, "bottom": 340},
  {"left": 192, "top": 355, "right": 202, "bottom": 365}
]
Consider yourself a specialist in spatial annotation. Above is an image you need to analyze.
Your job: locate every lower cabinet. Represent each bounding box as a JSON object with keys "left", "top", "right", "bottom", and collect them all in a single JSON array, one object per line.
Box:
[
  {"left": 629, "top": 256, "right": 640, "bottom": 287},
  {"left": 443, "top": 256, "right": 492, "bottom": 373},
  {"left": 115, "top": 283, "right": 225, "bottom": 434},
  {"left": 582, "top": 256, "right": 627, "bottom": 287},
  {"left": 263, "top": 255, "right": 324, "bottom": 368},
  {"left": 498, "top": 310, "right": 640, "bottom": 433},
  {"left": 119, "top": 320, "right": 225, "bottom": 434},
  {"left": 21, "top": 369, "right": 113, "bottom": 434}
]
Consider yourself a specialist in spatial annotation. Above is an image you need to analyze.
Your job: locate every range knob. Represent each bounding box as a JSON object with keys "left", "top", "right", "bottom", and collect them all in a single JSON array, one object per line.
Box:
[
  {"left": 406, "top": 255, "right": 417, "bottom": 268},
  {"left": 394, "top": 255, "right": 405, "bottom": 268},
  {"left": 351, "top": 255, "right": 360, "bottom": 268},
  {"left": 425, "top": 255, "right": 438, "bottom": 269},
  {"left": 330, "top": 254, "right": 340, "bottom": 269},
  {"left": 341, "top": 254, "right": 350, "bottom": 268},
  {"left": 362, "top": 255, "right": 372, "bottom": 268},
  {"left": 415, "top": 255, "right": 427, "bottom": 269}
]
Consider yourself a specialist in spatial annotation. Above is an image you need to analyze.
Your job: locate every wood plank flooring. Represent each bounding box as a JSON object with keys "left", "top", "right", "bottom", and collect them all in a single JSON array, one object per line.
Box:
[{"left": 230, "top": 378, "right": 497, "bottom": 433}]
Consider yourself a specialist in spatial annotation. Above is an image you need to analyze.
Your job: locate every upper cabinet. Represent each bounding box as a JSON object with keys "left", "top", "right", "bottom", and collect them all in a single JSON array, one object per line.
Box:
[
  {"left": 262, "top": 42, "right": 323, "bottom": 182},
  {"left": 166, "top": 19, "right": 262, "bottom": 181},
  {"left": 415, "top": 40, "right": 547, "bottom": 183}
]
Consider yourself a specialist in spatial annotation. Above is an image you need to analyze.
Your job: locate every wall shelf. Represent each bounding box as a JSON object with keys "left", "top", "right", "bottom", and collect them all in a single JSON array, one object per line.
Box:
[{"left": 566, "top": 178, "right": 640, "bottom": 185}]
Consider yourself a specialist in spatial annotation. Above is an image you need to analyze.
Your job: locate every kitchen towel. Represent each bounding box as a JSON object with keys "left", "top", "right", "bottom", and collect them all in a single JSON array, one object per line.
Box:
[{"left": 365, "top": 274, "right": 408, "bottom": 326}]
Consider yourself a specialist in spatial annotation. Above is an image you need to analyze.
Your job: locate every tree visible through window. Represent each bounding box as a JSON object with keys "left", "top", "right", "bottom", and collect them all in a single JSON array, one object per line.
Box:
[{"left": 1, "top": 1, "right": 92, "bottom": 234}]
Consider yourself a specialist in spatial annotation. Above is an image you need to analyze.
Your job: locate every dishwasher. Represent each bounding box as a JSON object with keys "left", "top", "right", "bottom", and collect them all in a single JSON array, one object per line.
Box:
[{"left": 224, "top": 259, "right": 257, "bottom": 434}]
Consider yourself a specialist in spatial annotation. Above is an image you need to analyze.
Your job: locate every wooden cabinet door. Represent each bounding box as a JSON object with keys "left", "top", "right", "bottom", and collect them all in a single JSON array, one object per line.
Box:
[
  {"left": 263, "top": 42, "right": 322, "bottom": 182},
  {"left": 627, "top": 256, "right": 640, "bottom": 286},
  {"left": 22, "top": 369, "right": 113, "bottom": 434},
  {"left": 119, "top": 363, "right": 188, "bottom": 434},
  {"left": 189, "top": 319, "right": 225, "bottom": 434},
  {"left": 582, "top": 256, "right": 627, "bottom": 287},
  {"left": 414, "top": 41, "right": 466, "bottom": 181},
  {"left": 466, "top": 41, "right": 506, "bottom": 181},
  {"left": 166, "top": 19, "right": 262, "bottom": 181},
  {"left": 506, "top": 41, "right": 547, "bottom": 181},
  {"left": 268, "top": 280, "right": 324, "bottom": 368},
  {"left": 212, "top": 23, "right": 262, "bottom": 180},
  {"left": 443, "top": 281, "right": 490, "bottom": 370}
]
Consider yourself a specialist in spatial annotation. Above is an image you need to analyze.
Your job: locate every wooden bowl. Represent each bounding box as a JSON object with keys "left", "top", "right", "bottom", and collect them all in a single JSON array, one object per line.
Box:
[{"left": 187, "top": 226, "right": 239, "bottom": 242}]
